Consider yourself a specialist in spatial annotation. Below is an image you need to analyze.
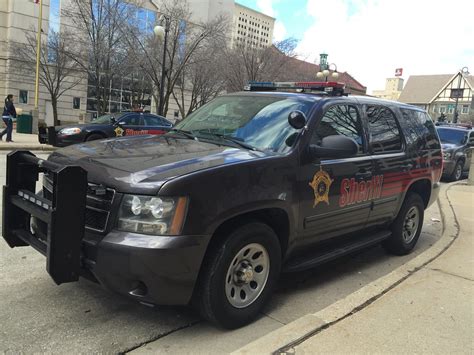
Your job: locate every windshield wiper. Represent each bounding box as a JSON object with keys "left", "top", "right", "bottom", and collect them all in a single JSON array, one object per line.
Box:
[
  {"left": 168, "top": 128, "right": 197, "bottom": 140},
  {"left": 196, "top": 131, "right": 259, "bottom": 151}
]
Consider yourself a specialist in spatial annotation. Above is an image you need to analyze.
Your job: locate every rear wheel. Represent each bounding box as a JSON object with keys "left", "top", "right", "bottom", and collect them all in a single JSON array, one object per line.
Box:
[
  {"left": 195, "top": 222, "right": 281, "bottom": 329},
  {"left": 85, "top": 133, "right": 104, "bottom": 142},
  {"left": 383, "top": 193, "right": 424, "bottom": 255}
]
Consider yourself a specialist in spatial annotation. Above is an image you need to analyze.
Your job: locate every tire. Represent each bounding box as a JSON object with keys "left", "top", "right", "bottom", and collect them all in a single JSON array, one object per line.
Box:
[
  {"left": 195, "top": 222, "right": 281, "bottom": 329},
  {"left": 85, "top": 133, "right": 104, "bottom": 142},
  {"left": 383, "top": 193, "right": 424, "bottom": 256},
  {"left": 449, "top": 160, "right": 464, "bottom": 181}
]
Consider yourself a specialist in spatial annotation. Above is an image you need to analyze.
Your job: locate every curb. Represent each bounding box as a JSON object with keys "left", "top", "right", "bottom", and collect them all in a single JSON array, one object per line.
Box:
[
  {"left": 0, "top": 145, "right": 56, "bottom": 151},
  {"left": 233, "top": 183, "right": 460, "bottom": 355}
]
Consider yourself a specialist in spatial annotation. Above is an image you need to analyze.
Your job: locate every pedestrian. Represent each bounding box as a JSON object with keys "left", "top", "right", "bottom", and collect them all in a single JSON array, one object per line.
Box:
[{"left": 1, "top": 94, "right": 16, "bottom": 142}]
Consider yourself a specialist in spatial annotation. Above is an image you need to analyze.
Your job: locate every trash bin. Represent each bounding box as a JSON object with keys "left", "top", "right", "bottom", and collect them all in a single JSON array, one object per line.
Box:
[{"left": 16, "top": 114, "right": 33, "bottom": 134}]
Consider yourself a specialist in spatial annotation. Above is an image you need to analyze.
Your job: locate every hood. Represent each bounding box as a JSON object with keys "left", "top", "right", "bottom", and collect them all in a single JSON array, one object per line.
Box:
[{"left": 48, "top": 135, "right": 268, "bottom": 194}]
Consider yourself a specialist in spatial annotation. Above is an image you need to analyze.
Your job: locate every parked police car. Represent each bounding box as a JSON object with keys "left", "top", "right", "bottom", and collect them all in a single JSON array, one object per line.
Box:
[
  {"left": 3, "top": 81, "right": 442, "bottom": 329},
  {"left": 38, "top": 111, "right": 172, "bottom": 147},
  {"left": 436, "top": 125, "right": 474, "bottom": 181}
]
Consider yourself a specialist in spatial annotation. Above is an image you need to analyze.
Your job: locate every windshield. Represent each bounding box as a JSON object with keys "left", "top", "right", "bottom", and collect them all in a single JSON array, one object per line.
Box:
[
  {"left": 172, "top": 95, "right": 314, "bottom": 153},
  {"left": 91, "top": 113, "right": 125, "bottom": 124},
  {"left": 437, "top": 128, "right": 467, "bottom": 145}
]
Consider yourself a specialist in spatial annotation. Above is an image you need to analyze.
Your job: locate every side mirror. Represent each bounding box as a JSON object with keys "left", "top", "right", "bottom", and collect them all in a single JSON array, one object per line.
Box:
[
  {"left": 288, "top": 110, "right": 307, "bottom": 129},
  {"left": 110, "top": 116, "right": 116, "bottom": 124},
  {"left": 309, "top": 135, "right": 358, "bottom": 159}
]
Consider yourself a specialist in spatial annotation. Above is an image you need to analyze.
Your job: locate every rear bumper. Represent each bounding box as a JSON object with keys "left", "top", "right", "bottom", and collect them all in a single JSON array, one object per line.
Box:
[
  {"left": 84, "top": 231, "right": 210, "bottom": 305},
  {"left": 427, "top": 182, "right": 441, "bottom": 208}
]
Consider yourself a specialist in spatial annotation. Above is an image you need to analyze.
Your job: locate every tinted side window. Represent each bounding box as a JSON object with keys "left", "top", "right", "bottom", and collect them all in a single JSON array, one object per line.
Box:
[
  {"left": 120, "top": 114, "right": 141, "bottom": 125},
  {"left": 366, "top": 105, "right": 402, "bottom": 153},
  {"left": 144, "top": 115, "right": 163, "bottom": 126},
  {"left": 400, "top": 109, "right": 440, "bottom": 150},
  {"left": 312, "top": 104, "right": 365, "bottom": 154},
  {"left": 469, "top": 132, "right": 474, "bottom": 145}
]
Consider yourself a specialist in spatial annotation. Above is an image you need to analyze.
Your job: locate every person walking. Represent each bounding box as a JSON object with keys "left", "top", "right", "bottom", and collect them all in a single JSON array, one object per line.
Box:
[{"left": 1, "top": 94, "right": 16, "bottom": 142}]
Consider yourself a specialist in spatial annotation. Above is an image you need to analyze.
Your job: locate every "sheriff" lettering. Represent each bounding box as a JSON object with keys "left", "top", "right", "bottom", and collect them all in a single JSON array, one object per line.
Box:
[{"left": 339, "top": 175, "right": 384, "bottom": 207}]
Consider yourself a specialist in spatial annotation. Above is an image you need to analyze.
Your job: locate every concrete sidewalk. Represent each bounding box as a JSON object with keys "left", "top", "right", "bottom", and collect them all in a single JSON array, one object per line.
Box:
[
  {"left": 0, "top": 132, "right": 55, "bottom": 151},
  {"left": 235, "top": 183, "right": 473, "bottom": 354}
]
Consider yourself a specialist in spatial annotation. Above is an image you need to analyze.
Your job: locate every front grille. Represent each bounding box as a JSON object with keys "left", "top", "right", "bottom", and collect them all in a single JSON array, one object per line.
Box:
[{"left": 43, "top": 174, "right": 115, "bottom": 233}]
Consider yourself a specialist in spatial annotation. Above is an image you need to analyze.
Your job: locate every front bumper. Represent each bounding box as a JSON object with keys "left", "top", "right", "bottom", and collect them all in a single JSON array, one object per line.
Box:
[
  {"left": 83, "top": 231, "right": 209, "bottom": 305},
  {"left": 2, "top": 151, "right": 209, "bottom": 306},
  {"left": 441, "top": 160, "right": 456, "bottom": 177},
  {"left": 37, "top": 126, "right": 84, "bottom": 147}
]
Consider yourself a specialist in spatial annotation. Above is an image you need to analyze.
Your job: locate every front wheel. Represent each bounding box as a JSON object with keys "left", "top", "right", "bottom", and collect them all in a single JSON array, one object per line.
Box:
[
  {"left": 383, "top": 193, "right": 424, "bottom": 255},
  {"left": 450, "top": 160, "right": 464, "bottom": 181},
  {"left": 85, "top": 133, "right": 105, "bottom": 142},
  {"left": 195, "top": 222, "right": 281, "bottom": 329}
]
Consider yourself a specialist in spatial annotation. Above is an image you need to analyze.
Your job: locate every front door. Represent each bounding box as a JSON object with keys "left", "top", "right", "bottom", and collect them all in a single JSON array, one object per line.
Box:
[
  {"left": 297, "top": 103, "right": 374, "bottom": 246},
  {"left": 117, "top": 113, "right": 145, "bottom": 136}
]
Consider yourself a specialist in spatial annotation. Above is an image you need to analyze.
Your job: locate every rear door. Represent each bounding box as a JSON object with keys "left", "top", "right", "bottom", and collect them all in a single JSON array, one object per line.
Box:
[
  {"left": 364, "top": 104, "right": 407, "bottom": 226},
  {"left": 297, "top": 102, "right": 373, "bottom": 245},
  {"left": 143, "top": 114, "right": 172, "bottom": 135}
]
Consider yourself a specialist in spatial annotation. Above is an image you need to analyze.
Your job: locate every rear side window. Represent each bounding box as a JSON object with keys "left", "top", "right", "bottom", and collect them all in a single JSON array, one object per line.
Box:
[
  {"left": 400, "top": 109, "right": 440, "bottom": 149},
  {"left": 312, "top": 104, "right": 365, "bottom": 154},
  {"left": 144, "top": 115, "right": 168, "bottom": 126},
  {"left": 366, "top": 105, "right": 402, "bottom": 153}
]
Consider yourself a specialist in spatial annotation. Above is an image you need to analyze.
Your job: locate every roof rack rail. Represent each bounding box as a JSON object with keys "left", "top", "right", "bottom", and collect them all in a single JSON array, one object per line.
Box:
[{"left": 244, "top": 81, "right": 347, "bottom": 96}]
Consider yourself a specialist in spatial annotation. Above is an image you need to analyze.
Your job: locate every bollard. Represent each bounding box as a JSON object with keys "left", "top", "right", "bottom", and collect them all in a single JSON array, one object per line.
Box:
[{"left": 468, "top": 148, "right": 474, "bottom": 185}]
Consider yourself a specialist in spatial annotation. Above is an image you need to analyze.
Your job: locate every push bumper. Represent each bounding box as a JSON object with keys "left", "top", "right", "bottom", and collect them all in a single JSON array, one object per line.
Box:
[
  {"left": 2, "top": 151, "right": 210, "bottom": 306},
  {"left": 84, "top": 231, "right": 210, "bottom": 305}
]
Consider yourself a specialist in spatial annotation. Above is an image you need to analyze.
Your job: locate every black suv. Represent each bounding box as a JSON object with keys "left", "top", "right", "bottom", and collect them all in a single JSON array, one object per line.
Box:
[
  {"left": 436, "top": 126, "right": 474, "bottom": 181},
  {"left": 3, "top": 82, "right": 442, "bottom": 329}
]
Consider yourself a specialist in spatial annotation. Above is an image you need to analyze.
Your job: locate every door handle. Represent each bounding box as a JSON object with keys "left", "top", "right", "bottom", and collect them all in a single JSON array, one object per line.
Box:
[
  {"left": 401, "top": 163, "right": 413, "bottom": 171},
  {"left": 355, "top": 171, "right": 372, "bottom": 179}
]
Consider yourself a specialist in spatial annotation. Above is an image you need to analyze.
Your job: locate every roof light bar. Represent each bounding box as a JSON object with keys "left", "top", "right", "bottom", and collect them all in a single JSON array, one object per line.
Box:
[{"left": 244, "top": 81, "right": 346, "bottom": 95}]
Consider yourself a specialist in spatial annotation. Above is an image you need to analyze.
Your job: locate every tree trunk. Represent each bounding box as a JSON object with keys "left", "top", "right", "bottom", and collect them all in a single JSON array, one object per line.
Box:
[{"left": 52, "top": 97, "right": 59, "bottom": 126}]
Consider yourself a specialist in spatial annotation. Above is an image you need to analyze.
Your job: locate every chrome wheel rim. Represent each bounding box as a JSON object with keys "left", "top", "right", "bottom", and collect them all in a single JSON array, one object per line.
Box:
[
  {"left": 455, "top": 164, "right": 462, "bottom": 180},
  {"left": 402, "top": 206, "right": 420, "bottom": 243},
  {"left": 225, "top": 243, "right": 270, "bottom": 309}
]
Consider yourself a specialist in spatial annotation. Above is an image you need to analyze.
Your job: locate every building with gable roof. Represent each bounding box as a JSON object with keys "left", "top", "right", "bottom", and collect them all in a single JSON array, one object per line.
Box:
[{"left": 398, "top": 70, "right": 473, "bottom": 123}]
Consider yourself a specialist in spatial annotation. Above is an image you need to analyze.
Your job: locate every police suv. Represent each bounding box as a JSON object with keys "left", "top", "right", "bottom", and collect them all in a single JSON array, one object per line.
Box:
[{"left": 2, "top": 81, "right": 442, "bottom": 329}]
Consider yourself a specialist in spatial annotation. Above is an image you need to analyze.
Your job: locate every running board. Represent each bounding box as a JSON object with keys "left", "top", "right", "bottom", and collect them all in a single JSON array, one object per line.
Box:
[{"left": 284, "top": 230, "right": 391, "bottom": 273}]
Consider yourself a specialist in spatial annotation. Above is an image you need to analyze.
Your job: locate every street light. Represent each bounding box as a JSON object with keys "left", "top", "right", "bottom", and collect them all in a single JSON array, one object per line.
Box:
[
  {"left": 453, "top": 66, "right": 469, "bottom": 124},
  {"left": 154, "top": 14, "right": 171, "bottom": 116},
  {"left": 316, "top": 53, "right": 339, "bottom": 81}
]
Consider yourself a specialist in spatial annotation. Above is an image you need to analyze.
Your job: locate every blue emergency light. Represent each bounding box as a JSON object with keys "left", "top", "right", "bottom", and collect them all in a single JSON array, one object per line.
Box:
[{"left": 244, "top": 81, "right": 346, "bottom": 95}]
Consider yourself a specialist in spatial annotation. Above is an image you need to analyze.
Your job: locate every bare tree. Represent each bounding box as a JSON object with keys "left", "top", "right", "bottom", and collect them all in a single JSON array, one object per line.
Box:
[
  {"left": 12, "top": 29, "right": 84, "bottom": 126},
  {"left": 63, "top": 0, "right": 135, "bottom": 115},
  {"left": 123, "top": 0, "right": 228, "bottom": 116},
  {"left": 222, "top": 38, "right": 299, "bottom": 92},
  {"left": 171, "top": 30, "right": 228, "bottom": 118}
]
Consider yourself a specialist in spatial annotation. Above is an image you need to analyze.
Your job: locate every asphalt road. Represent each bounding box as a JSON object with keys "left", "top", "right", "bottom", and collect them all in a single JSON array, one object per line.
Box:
[{"left": 0, "top": 151, "right": 444, "bottom": 354}]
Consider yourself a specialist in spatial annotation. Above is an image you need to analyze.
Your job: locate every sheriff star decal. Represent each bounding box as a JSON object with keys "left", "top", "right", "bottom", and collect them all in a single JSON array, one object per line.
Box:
[
  {"left": 114, "top": 126, "right": 124, "bottom": 137},
  {"left": 309, "top": 167, "right": 333, "bottom": 207}
]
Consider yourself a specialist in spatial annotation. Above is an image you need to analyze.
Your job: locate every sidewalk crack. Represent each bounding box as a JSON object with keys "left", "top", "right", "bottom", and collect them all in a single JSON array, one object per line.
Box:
[
  {"left": 260, "top": 311, "right": 286, "bottom": 325},
  {"left": 427, "top": 267, "right": 474, "bottom": 282}
]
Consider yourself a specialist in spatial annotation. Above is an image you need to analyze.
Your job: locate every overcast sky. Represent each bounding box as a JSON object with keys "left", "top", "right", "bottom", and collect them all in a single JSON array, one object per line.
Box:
[{"left": 236, "top": 0, "right": 474, "bottom": 93}]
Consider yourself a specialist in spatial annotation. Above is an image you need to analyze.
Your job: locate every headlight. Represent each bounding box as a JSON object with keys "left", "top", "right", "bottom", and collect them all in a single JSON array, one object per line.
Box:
[
  {"left": 117, "top": 195, "right": 188, "bottom": 235},
  {"left": 59, "top": 127, "right": 81, "bottom": 136},
  {"left": 442, "top": 151, "right": 452, "bottom": 160}
]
